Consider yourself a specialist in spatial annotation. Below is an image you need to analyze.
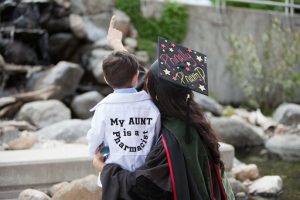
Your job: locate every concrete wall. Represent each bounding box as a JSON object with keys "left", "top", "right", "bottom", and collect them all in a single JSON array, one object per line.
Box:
[{"left": 142, "top": 2, "right": 300, "bottom": 104}]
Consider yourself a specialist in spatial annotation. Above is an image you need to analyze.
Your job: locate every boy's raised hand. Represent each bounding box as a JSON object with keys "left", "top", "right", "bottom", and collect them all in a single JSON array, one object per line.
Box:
[{"left": 107, "top": 15, "right": 126, "bottom": 52}]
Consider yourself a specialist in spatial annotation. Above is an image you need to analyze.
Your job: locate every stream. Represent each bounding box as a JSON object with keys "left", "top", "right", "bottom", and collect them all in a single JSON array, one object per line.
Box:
[{"left": 236, "top": 148, "right": 300, "bottom": 200}]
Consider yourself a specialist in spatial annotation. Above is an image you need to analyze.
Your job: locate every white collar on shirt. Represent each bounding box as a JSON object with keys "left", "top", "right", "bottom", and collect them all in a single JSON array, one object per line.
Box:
[{"left": 90, "top": 90, "right": 151, "bottom": 111}]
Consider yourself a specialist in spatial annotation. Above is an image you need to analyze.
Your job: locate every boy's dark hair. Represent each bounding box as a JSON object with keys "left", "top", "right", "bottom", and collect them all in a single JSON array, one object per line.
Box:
[{"left": 102, "top": 51, "right": 139, "bottom": 88}]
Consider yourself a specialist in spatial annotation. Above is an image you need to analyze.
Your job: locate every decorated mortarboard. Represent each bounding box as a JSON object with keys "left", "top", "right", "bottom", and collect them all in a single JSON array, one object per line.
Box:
[{"left": 157, "top": 37, "right": 208, "bottom": 95}]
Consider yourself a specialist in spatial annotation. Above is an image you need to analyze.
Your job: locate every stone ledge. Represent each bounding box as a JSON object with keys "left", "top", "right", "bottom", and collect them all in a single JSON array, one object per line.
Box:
[{"left": 0, "top": 144, "right": 96, "bottom": 199}]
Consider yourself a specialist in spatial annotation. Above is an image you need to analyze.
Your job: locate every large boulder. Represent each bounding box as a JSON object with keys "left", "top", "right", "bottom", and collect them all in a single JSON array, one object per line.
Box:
[
  {"left": 273, "top": 103, "right": 300, "bottom": 126},
  {"left": 85, "top": 49, "right": 111, "bottom": 83},
  {"left": 70, "top": 14, "right": 106, "bottom": 42},
  {"left": 48, "top": 33, "right": 79, "bottom": 62},
  {"left": 18, "top": 189, "right": 51, "bottom": 200},
  {"left": 249, "top": 176, "right": 283, "bottom": 197},
  {"left": 219, "top": 142, "right": 234, "bottom": 171},
  {"left": 16, "top": 100, "right": 71, "bottom": 128},
  {"left": 71, "top": 91, "right": 103, "bottom": 119},
  {"left": 0, "top": 126, "right": 20, "bottom": 144},
  {"left": 231, "top": 164, "right": 259, "bottom": 181},
  {"left": 211, "top": 116, "right": 264, "bottom": 148},
  {"left": 36, "top": 119, "right": 90, "bottom": 143},
  {"left": 27, "top": 61, "right": 84, "bottom": 99},
  {"left": 113, "top": 9, "right": 131, "bottom": 36},
  {"left": 265, "top": 133, "right": 300, "bottom": 161},
  {"left": 51, "top": 175, "right": 101, "bottom": 200},
  {"left": 228, "top": 178, "right": 248, "bottom": 194},
  {"left": 8, "top": 135, "right": 37, "bottom": 150},
  {"left": 193, "top": 93, "right": 223, "bottom": 116}
]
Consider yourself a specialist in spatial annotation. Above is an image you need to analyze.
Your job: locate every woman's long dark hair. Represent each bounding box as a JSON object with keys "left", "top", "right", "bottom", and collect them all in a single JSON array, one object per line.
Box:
[{"left": 145, "top": 63, "right": 224, "bottom": 175}]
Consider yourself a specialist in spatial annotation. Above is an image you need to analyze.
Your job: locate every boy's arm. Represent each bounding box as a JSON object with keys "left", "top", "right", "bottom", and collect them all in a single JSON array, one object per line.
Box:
[
  {"left": 107, "top": 15, "right": 127, "bottom": 52},
  {"left": 86, "top": 107, "right": 105, "bottom": 157}
]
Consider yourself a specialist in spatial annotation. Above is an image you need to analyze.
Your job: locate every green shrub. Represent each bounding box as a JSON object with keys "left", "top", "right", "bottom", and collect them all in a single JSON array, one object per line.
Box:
[
  {"left": 137, "top": 38, "right": 156, "bottom": 59},
  {"left": 227, "top": 19, "right": 300, "bottom": 114},
  {"left": 116, "top": 0, "right": 189, "bottom": 47}
]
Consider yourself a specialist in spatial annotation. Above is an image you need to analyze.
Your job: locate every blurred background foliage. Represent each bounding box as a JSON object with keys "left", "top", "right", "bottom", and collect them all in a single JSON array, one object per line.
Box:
[
  {"left": 116, "top": 0, "right": 189, "bottom": 59},
  {"left": 227, "top": 19, "right": 300, "bottom": 114}
]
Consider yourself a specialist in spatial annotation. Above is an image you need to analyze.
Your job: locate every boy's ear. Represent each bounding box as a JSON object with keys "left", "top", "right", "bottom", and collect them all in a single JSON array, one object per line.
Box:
[{"left": 131, "top": 70, "right": 139, "bottom": 87}]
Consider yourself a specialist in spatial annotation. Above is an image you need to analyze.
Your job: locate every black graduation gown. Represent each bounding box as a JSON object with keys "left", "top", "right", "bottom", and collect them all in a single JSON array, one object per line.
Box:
[{"left": 100, "top": 122, "right": 228, "bottom": 200}]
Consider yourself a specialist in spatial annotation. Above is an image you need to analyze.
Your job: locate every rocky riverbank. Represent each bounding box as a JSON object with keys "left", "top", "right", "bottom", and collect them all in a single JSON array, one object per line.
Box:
[{"left": 1, "top": 0, "right": 300, "bottom": 200}]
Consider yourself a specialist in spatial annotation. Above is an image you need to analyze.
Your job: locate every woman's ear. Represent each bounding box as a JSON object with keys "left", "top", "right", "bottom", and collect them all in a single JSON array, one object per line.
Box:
[{"left": 104, "top": 76, "right": 109, "bottom": 85}]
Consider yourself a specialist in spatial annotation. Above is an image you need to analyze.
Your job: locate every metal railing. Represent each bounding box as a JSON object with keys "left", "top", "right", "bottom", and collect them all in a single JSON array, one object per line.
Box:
[{"left": 215, "top": 0, "right": 300, "bottom": 16}]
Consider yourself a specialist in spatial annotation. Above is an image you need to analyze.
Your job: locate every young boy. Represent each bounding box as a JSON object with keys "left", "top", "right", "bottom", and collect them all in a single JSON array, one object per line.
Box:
[{"left": 86, "top": 51, "right": 161, "bottom": 186}]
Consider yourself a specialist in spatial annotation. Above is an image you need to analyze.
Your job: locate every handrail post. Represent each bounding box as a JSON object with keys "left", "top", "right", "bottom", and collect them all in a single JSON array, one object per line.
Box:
[
  {"left": 291, "top": 0, "right": 294, "bottom": 16},
  {"left": 285, "top": 0, "right": 289, "bottom": 16},
  {"left": 223, "top": 0, "right": 227, "bottom": 10}
]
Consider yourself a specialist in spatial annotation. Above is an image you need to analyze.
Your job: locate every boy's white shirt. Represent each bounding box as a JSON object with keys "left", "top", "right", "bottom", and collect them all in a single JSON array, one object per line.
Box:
[{"left": 86, "top": 90, "right": 161, "bottom": 187}]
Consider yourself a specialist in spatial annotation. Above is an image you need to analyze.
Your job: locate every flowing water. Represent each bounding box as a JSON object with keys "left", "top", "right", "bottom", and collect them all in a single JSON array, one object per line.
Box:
[{"left": 236, "top": 148, "right": 300, "bottom": 200}]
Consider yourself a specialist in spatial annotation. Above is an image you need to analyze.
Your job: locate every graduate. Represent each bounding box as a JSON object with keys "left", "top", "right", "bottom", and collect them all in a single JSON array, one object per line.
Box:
[{"left": 92, "top": 16, "right": 235, "bottom": 200}]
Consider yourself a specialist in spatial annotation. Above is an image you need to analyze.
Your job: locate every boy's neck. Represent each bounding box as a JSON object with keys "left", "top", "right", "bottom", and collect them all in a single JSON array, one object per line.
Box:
[{"left": 113, "top": 86, "right": 134, "bottom": 90}]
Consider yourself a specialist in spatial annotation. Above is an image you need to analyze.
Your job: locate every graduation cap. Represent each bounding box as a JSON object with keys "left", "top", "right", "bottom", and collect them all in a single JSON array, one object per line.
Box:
[{"left": 156, "top": 37, "right": 208, "bottom": 95}]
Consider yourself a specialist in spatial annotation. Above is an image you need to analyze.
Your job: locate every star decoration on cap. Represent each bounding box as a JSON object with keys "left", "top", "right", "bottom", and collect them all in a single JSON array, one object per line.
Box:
[
  {"left": 199, "top": 84, "right": 206, "bottom": 91},
  {"left": 163, "top": 68, "right": 171, "bottom": 75},
  {"left": 196, "top": 55, "right": 202, "bottom": 62},
  {"left": 157, "top": 37, "right": 208, "bottom": 95}
]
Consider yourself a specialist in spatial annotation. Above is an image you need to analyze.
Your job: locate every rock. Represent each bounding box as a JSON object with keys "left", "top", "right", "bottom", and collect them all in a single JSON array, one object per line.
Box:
[
  {"left": 8, "top": 135, "right": 37, "bottom": 150},
  {"left": 233, "top": 158, "right": 245, "bottom": 168},
  {"left": 128, "top": 24, "right": 138, "bottom": 39},
  {"left": 74, "top": 136, "right": 88, "bottom": 145},
  {"left": 48, "top": 182, "right": 69, "bottom": 197},
  {"left": 69, "top": 14, "right": 86, "bottom": 39},
  {"left": 265, "top": 134, "right": 300, "bottom": 161},
  {"left": 94, "top": 38, "right": 112, "bottom": 50},
  {"left": 42, "top": 17, "right": 70, "bottom": 34},
  {"left": 135, "top": 51, "right": 150, "bottom": 64},
  {"left": 51, "top": 175, "right": 101, "bottom": 200},
  {"left": 232, "top": 164, "right": 259, "bottom": 181},
  {"left": 18, "top": 189, "right": 51, "bottom": 200},
  {"left": 219, "top": 142, "right": 234, "bottom": 171},
  {"left": 70, "top": 0, "right": 114, "bottom": 15},
  {"left": 36, "top": 119, "right": 90, "bottom": 143},
  {"left": 113, "top": 9, "right": 131, "bottom": 36},
  {"left": 228, "top": 178, "right": 248, "bottom": 194},
  {"left": 4, "top": 41, "right": 38, "bottom": 65},
  {"left": 0, "top": 54, "right": 5, "bottom": 65},
  {"left": 124, "top": 38, "right": 138, "bottom": 49},
  {"left": 16, "top": 100, "right": 71, "bottom": 128},
  {"left": 249, "top": 176, "right": 283, "bottom": 197},
  {"left": 71, "top": 91, "right": 103, "bottom": 119},
  {"left": 70, "top": 14, "right": 106, "bottom": 42},
  {"left": 88, "top": 12, "right": 112, "bottom": 31},
  {"left": 86, "top": 49, "right": 111, "bottom": 84},
  {"left": 193, "top": 93, "right": 223, "bottom": 116},
  {"left": 27, "top": 61, "right": 84, "bottom": 99},
  {"left": 32, "top": 140, "right": 66, "bottom": 149},
  {"left": 211, "top": 116, "right": 264, "bottom": 148},
  {"left": 273, "top": 103, "right": 300, "bottom": 126},
  {"left": 0, "top": 126, "right": 20, "bottom": 144},
  {"left": 48, "top": 33, "right": 79, "bottom": 62},
  {"left": 84, "top": 17, "right": 106, "bottom": 42},
  {"left": 235, "top": 192, "right": 247, "bottom": 200}
]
